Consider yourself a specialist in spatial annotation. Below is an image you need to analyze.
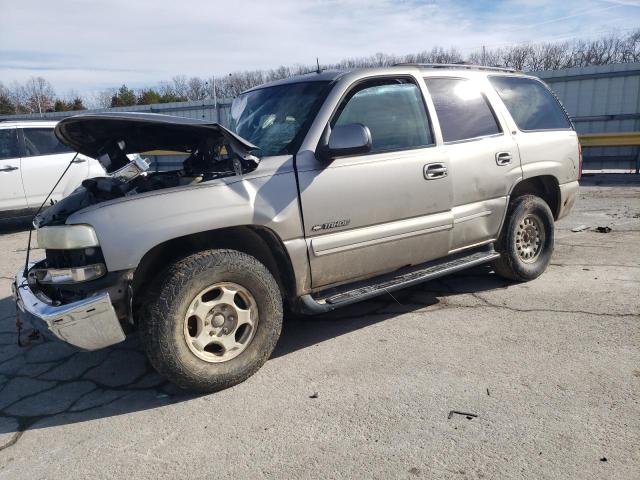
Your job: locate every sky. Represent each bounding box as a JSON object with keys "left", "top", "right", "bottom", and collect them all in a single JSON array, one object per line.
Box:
[{"left": 1, "top": 0, "right": 639, "bottom": 97}]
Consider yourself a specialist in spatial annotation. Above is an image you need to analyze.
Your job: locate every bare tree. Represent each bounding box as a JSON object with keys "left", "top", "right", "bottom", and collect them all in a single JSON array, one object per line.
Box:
[
  {"left": 503, "top": 45, "right": 534, "bottom": 70},
  {"left": 264, "top": 65, "right": 292, "bottom": 82},
  {"left": 467, "top": 48, "right": 502, "bottom": 67},
  {"left": 623, "top": 30, "right": 640, "bottom": 62},
  {"left": 171, "top": 75, "right": 189, "bottom": 98},
  {"left": 158, "top": 81, "right": 175, "bottom": 97},
  {"left": 186, "top": 77, "right": 207, "bottom": 100},
  {"left": 17, "top": 77, "right": 56, "bottom": 114},
  {"left": 0, "top": 82, "right": 15, "bottom": 115},
  {"left": 90, "top": 89, "right": 116, "bottom": 108}
]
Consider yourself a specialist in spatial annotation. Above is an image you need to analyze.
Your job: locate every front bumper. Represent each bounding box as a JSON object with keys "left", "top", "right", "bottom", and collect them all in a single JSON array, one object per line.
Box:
[{"left": 13, "top": 266, "right": 126, "bottom": 351}]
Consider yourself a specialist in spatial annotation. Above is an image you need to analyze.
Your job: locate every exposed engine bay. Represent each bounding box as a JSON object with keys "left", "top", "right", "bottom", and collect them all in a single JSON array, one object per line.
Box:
[
  {"left": 83, "top": 140, "right": 250, "bottom": 202},
  {"left": 34, "top": 112, "right": 260, "bottom": 227}
]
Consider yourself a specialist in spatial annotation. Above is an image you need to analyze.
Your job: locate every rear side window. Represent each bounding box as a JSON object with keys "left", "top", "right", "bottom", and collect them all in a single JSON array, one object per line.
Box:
[
  {"left": 333, "top": 81, "right": 433, "bottom": 153},
  {"left": 0, "top": 128, "right": 19, "bottom": 160},
  {"left": 489, "top": 76, "right": 571, "bottom": 131},
  {"left": 22, "top": 128, "right": 72, "bottom": 157},
  {"left": 425, "top": 78, "right": 501, "bottom": 143}
]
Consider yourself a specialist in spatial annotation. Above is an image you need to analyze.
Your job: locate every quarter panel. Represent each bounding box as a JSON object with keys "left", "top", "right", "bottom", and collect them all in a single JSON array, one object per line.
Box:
[{"left": 517, "top": 130, "right": 580, "bottom": 184}]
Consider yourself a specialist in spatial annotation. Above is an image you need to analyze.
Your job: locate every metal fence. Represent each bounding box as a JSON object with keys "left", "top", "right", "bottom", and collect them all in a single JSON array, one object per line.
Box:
[
  {"left": 534, "top": 63, "right": 640, "bottom": 171},
  {"left": 0, "top": 98, "right": 234, "bottom": 124},
  {"left": 3, "top": 62, "right": 640, "bottom": 170}
]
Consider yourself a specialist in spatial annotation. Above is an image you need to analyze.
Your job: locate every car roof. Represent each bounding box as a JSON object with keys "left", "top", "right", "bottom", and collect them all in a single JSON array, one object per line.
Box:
[
  {"left": 242, "top": 63, "right": 526, "bottom": 93},
  {"left": 242, "top": 70, "right": 347, "bottom": 93}
]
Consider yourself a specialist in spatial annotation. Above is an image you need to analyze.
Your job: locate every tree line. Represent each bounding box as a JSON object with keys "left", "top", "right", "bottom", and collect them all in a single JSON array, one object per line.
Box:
[{"left": 1, "top": 29, "right": 639, "bottom": 115}]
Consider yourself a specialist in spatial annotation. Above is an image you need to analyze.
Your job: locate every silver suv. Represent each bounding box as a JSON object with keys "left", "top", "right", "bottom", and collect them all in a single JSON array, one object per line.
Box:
[{"left": 13, "top": 64, "right": 581, "bottom": 392}]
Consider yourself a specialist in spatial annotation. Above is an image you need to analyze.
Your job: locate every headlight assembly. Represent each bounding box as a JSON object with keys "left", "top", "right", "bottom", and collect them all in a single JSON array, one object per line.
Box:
[{"left": 36, "top": 225, "right": 100, "bottom": 250}]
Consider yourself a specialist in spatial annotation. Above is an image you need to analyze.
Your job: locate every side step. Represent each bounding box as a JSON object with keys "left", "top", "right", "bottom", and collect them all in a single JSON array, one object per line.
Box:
[{"left": 296, "top": 245, "right": 500, "bottom": 314}]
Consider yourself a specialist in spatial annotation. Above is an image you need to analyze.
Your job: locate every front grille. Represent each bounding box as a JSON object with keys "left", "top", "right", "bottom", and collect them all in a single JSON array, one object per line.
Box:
[{"left": 45, "top": 247, "right": 105, "bottom": 268}]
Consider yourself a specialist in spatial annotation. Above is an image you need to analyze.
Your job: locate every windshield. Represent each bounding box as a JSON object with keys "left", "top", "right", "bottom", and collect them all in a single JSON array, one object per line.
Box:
[{"left": 229, "top": 81, "right": 330, "bottom": 157}]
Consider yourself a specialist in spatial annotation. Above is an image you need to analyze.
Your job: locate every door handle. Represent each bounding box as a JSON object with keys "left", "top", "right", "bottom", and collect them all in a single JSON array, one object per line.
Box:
[
  {"left": 0, "top": 166, "right": 18, "bottom": 172},
  {"left": 495, "top": 152, "right": 513, "bottom": 166},
  {"left": 72, "top": 158, "right": 86, "bottom": 164},
  {"left": 424, "top": 163, "right": 448, "bottom": 180}
]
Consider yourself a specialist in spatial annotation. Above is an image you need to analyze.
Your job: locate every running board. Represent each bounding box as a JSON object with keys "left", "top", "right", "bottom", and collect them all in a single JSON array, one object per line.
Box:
[{"left": 296, "top": 245, "right": 500, "bottom": 314}]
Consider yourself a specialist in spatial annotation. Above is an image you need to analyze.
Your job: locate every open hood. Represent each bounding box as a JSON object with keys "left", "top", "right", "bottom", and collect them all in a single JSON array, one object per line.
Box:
[{"left": 54, "top": 112, "right": 258, "bottom": 173}]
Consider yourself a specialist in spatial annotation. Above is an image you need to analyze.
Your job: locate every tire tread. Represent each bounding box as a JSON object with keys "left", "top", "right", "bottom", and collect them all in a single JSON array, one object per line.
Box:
[{"left": 141, "top": 249, "right": 282, "bottom": 392}]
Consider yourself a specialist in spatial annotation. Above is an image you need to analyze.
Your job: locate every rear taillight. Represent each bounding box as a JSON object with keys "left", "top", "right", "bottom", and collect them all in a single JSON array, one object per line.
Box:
[{"left": 578, "top": 143, "right": 583, "bottom": 179}]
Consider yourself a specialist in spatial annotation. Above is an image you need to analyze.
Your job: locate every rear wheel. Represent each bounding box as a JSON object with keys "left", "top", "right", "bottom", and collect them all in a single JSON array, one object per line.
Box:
[
  {"left": 141, "top": 249, "right": 283, "bottom": 392},
  {"left": 493, "top": 195, "right": 554, "bottom": 282}
]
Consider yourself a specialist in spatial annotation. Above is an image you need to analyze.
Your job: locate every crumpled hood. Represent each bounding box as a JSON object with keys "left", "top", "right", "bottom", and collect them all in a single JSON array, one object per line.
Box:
[{"left": 55, "top": 112, "right": 258, "bottom": 173}]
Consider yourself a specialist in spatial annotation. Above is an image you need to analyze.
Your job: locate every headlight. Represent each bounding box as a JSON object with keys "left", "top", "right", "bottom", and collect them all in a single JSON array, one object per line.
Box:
[
  {"left": 30, "top": 264, "right": 107, "bottom": 284},
  {"left": 36, "top": 225, "right": 99, "bottom": 250}
]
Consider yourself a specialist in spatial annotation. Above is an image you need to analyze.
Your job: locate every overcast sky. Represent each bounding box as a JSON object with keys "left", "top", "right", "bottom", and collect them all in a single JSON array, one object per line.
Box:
[{"left": 1, "top": 0, "right": 639, "bottom": 96}]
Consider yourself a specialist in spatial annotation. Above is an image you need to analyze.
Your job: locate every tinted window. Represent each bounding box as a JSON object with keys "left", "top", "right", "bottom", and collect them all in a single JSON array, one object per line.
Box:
[
  {"left": 0, "top": 128, "right": 19, "bottom": 160},
  {"left": 425, "top": 78, "right": 501, "bottom": 143},
  {"left": 490, "top": 76, "right": 571, "bottom": 131},
  {"left": 334, "top": 82, "right": 432, "bottom": 153},
  {"left": 23, "top": 128, "right": 72, "bottom": 157}
]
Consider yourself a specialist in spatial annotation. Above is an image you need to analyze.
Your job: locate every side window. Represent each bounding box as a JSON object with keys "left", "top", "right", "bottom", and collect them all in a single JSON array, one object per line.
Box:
[
  {"left": 22, "top": 128, "right": 72, "bottom": 157},
  {"left": 0, "top": 128, "right": 19, "bottom": 160},
  {"left": 489, "top": 76, "right": 571, "bottom": 131},
  {"left": 425, "top": 78, "right": 501, "bottom": 143},
  {"left": 333, "top": 81, "right": 432, "bottom": 153}
]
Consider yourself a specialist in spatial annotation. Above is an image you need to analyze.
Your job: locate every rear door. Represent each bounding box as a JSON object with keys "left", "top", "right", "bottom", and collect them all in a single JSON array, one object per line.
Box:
[
  {"left": 488, "top": 75, "right": 578, "bottom": 186},
  {"left": 20, "top": 126, "right": 88, "bottom": 208},
  {"left": 0, "top": 127, "right": 27, "bottom": 214},
  {"left": 424, "top": 76, "right": 522, "bottom": 252},
  {"left": 298, "top": 77, "right": 453, "bottom": 288}
]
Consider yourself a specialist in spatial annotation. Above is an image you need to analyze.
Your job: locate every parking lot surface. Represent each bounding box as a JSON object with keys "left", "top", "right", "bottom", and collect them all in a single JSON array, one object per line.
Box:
[{"left": 0, "top": 174, "right": 638, "bottom": 479}]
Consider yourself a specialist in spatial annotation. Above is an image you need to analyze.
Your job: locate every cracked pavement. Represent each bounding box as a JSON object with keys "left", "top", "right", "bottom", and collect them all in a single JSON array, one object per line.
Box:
[{"left": 0, "top": 174, "right": 638, "bottom": 479}]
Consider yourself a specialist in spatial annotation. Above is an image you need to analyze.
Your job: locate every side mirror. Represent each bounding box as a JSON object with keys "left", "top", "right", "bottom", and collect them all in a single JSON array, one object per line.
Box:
[{"left": 323, "top": 123, "right": 372, "bottom": 160}]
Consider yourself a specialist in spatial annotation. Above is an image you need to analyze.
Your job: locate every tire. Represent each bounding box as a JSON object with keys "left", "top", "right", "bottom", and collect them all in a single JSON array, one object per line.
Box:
[
  {"left": 141, "top": 249, "right": 283, "bottom": 393},
  {"left": 492, "top": 194, "right": 554, "bottom": 282}
]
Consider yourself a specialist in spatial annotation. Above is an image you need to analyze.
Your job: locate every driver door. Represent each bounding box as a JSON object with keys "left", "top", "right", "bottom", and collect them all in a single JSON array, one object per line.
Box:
[{"left": 298, "top": 78, "right": 453, "bottom": 289}]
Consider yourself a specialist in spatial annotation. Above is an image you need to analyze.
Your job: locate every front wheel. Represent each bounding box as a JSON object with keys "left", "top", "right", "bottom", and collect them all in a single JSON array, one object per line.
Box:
[
  {"left": 141, "top": 249, "right": 283, "bottom": 392},
  {"left": 492, "top": 195, "right": 554, "bottom": 282}
]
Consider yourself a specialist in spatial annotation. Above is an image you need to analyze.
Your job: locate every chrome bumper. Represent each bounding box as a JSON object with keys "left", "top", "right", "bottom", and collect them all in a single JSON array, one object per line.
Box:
[{"left": 13, "top": 266, "right": 126, "bottom": 351}]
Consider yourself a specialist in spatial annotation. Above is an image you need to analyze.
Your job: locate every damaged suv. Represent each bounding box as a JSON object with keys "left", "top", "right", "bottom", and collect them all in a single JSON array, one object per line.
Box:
[{"left": 14, "top": 65, "right": 580, "bottom": 392}]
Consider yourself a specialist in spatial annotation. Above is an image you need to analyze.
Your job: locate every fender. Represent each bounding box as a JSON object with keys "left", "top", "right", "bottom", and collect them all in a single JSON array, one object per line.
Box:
[{"left": 67, "top": 155, "right": 304, "bottom": 273}]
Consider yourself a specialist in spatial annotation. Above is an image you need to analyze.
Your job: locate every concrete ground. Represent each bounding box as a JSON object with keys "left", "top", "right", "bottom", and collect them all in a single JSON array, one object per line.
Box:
[{"left": 0, "top": 174, "right": 638, "bottom": 479}]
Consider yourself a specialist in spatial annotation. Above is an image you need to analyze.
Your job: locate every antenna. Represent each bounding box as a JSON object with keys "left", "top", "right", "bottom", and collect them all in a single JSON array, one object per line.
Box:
[{"left": 316, "top": 57, "right": 321, "bottom": 74}]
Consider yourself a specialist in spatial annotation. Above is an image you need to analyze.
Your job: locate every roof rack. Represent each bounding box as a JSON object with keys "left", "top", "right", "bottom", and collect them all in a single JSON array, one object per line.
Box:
[{"left": 393, "top": 63, "right": 519, "bottom": 73}]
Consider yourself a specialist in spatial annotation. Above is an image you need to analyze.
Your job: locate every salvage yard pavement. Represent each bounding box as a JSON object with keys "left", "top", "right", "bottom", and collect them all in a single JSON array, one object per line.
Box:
[{"left": 0, "top": 173, "right": 638, "bottom": 479}]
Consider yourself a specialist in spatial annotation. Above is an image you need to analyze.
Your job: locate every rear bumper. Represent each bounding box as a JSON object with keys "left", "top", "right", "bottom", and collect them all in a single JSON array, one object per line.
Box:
[
  {"left": 13, "top": 266, "right": 126, "bottom": 351},
  {"left": 557, "top": 180, "right": 580, "bottom": 220}
]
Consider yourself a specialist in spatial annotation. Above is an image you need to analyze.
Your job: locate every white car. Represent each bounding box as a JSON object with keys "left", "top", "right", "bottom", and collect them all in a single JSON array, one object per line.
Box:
[{"left": 0, "top": 120, "right": 106, "bottom": 219}]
